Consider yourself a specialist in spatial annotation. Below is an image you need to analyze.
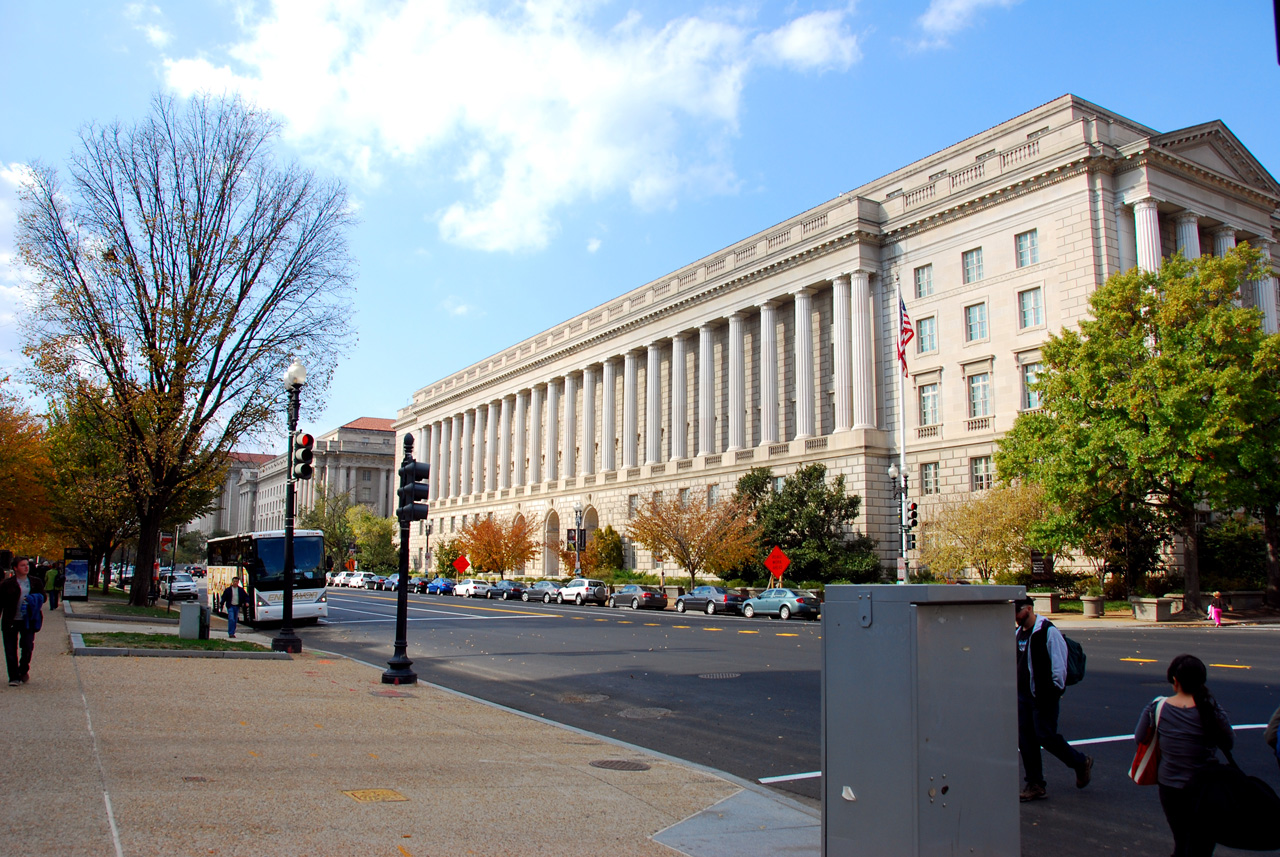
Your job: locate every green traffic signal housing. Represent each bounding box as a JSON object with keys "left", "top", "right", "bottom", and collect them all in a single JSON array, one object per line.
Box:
[{"left": 292, "top": 431, "right": 315, "bottom": 479}]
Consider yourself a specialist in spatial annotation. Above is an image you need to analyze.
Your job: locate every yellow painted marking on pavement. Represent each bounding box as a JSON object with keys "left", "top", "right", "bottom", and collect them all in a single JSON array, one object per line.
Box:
[
  {"left": 595, "top": 618, "right": 609, "bottom": 622},
  {"left": 673, "top": 625, "right": 691, "bottom": 629},
  {"left": 368, "top": 753, "right": 378, "bottom": 759},
  {"left": 1210, "top": 663, "right": 1251, "bottom": 670},
  {"left": 342, "top": 788, "right": 407, "bottom": 803},
  {"left": 776, "top": 633, "right": 799, "bottom": 637},
  {"left": 1121, "top": 658, "right": 1158, "bottom": 663},
  {"left": 314, "top": 724, "right": 322, "bottom": 728},
  {"left": 644, "top": 623, "right": 660, "bottom": 626},
  {"left": 399, "top": 847, "right": 413, "bottom": 857},
  {"left": 617, "top": 621, "right": 633, "bottom": 624},
  {"left": 704, "top": 628, "right": 723, "bottom": 632},
  {"left": 248, "top": 751, "right": 258, "bottom": 757},
  {"left": 239, "top": 721, "right": 247, "bottom": 726},
  {"left": 738, "top": 630, "right": 758, "bottom": 634}
]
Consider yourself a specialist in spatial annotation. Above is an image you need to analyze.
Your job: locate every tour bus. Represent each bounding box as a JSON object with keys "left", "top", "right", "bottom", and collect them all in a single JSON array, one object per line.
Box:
[{"left": 206, "top": 530, "right": 328, "bottom": 625}]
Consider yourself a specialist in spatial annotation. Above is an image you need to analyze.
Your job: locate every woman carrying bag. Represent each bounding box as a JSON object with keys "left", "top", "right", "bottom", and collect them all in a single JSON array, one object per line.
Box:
[{"left": 1133, "top": 654, "right": 1233, "bottom": 857}]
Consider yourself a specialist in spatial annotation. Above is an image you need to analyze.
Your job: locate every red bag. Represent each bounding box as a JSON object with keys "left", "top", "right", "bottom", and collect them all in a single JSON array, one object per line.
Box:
[{"left": 1129, "top": 697, "right": 1167, "bottom": 785}]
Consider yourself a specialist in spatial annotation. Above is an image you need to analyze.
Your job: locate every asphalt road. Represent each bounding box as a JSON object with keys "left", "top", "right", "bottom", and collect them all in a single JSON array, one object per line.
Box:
[{"left": 302, "top": 588, "right": 1280, "bottom": 856}]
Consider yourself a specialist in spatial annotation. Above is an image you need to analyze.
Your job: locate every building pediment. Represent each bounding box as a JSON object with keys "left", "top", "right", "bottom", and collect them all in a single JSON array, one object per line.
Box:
[{"left": 1150, "top": 122, "right": 1280, "bottom": 199}]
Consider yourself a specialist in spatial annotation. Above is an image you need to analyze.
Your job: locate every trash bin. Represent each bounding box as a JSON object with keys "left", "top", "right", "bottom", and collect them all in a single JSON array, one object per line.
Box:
[{"left": 179, "top": 602, "right": 202, "bottom": 639}]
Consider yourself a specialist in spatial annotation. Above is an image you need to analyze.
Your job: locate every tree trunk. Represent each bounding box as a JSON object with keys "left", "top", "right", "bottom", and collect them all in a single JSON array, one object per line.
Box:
[
  {"left": 131, "top": 516, "right": 162, "bottom": 606},
  {"left": 1181, "top": 507, "right": 1203, "bottom": 614},
  {"left": 101, "top": 544, "right": 114, "bottom": 593},
  {"left": 1263, "top": 506, "right": 1280, "bottom": 609}
]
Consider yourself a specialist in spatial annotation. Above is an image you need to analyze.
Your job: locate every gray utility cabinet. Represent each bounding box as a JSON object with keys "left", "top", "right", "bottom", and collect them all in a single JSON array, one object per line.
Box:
[{"left": 822, "top": 584, "right": 1024, "bottom": 856}]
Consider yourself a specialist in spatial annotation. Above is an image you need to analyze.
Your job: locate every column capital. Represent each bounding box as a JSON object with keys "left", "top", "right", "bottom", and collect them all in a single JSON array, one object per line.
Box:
[
  {"left": 728, "top": 309, "right": 748, "bottom": 322},
  {"left": 1174, "top": 210, "right": 1202, "bottom": 225},
  {"left": 792, "top": 286, "right": 816, "bottom": 299},
  {"left": 1133, "top": 196, "right": 1161, "bottom": 210},
  {"left": 1212, "top": 224, "right": 1238, "bottom": 238}
]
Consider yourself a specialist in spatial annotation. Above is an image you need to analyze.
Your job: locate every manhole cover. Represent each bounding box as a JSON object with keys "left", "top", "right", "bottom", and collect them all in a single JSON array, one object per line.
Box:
[
  {"left": 617, "top": 707, "right": 672, "bottom": 720},
  {"left": 590, "top": 759, "right": 652, "bottom": 771},
  {"left": 370, "top": 689, "right": 417, "bottom": 698},
  {"left": 698, "top": 672, "right": 741, "bottom": 680},
  {"left": 559, "top": 693, "right": 609, "bottom": 704},
  {"left": 342, "top": 789, "right": 408, "bottom": 803}
]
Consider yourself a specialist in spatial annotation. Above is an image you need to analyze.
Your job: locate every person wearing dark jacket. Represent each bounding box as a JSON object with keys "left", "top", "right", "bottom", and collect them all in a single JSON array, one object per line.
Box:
[
  {"left": 2, "top": 558, "right": 46, "bottom": 686},
  {"left": 1015, "top": 597, "right": 1092, "bottom": 801},
  {"left": 1135, "top": 654, "right": 1233, "bottom": 857},
  {"left": 221, "top": 578, "right": 250, "bottom": 639}
]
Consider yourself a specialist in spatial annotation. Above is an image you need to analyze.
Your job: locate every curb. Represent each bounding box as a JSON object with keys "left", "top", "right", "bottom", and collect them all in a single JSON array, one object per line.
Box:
[
  {"left": 65, "top": 611, "right": 181, "bottom": 625},
  {"left": 69, "top": 632, "right": 290, "bottom": 660}
]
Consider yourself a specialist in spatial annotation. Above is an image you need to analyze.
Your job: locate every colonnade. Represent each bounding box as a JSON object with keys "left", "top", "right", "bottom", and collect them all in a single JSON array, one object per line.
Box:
[{"left": 420, "top": 272, "right": 879, "bottom": 502}]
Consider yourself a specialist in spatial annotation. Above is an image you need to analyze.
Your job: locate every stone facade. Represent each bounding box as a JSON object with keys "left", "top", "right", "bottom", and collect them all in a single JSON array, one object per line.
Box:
[
  {"left": 186, "top": 452, "right": 274, "bottom": 537},
  {"left": 394, "top": 95, "right": 1280, "bottom": 577}
]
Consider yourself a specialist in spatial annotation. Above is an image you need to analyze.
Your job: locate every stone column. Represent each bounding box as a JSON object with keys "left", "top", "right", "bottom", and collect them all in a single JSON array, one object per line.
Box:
[
  {"left": 460, "top": 410, "right": 474, "bottom": 497},
  {"left": 1134, "top": 197, "right": 1162, "bottom": 272},
  {"left": 759, "top": 301, "right": 778, "bottom": 444},
  {"left": 485, "top": 401, "right": 498, "bottom": 491},
  {"left": 1213, "top": 225, "right": 1237, "bottom": 257},
  {"left": 546, "top": 378, "right": 560, "bottom": 482},
  {"left": 472, "top": 406, "right": 486, "bottom": 495},
  {"left": 498, "top": 398, "right": 512, "bottom": 489},
  {"left": 851, "top": 271, "right": 875, "bottom": 429},
  {"left": 794, "top": 288, "right": 815, "bottom": 439},
  {"left": 727, "top": 312, "right": 745, "bottom": 451},
  {"left": 1175, "top": 212, "right": 1201, "bottom": 260},
  {"left": 1255, "top": 238, "right": 1277, "bottom": 334},
  {"left": 698, "top": 322, "right": 715, "bottom": 456},
  {"left": 623, "top": 351, "right": 639, "bottom": 467},
  {"left": 530, "top": 385, "right": 544, "bottom": 483},
  {"left": 646, "top": 342, "right": 662, "bottom": 464},
  {"left": 514, "top": 391, "right": 528, "bottom": 486},
  {"left": 583, "top": 365, "right": 597, "bottom": 474},
  {"left": 449, "top": 415, "right": 462, "bottom": 498},
  {"left": 602, "top": 359, "right": 617, "bottom": 471},
  {"left": 425, "top": 423, "right": 438, "bottom": 501},
  {"left": 670, "top": 334, "right": 688, "bottom": 460},
  {"left": 831, "top": 275, "right": 852, "bottom": 433},
  {"left": 1116, "top": 202, "right": 1137, "bottom": 272},
  {"left": 564, "top": 372, "right": 578, "bottom": 479},
  {"left": 433, "top": 421, "right": 446, "bottom": 501}
]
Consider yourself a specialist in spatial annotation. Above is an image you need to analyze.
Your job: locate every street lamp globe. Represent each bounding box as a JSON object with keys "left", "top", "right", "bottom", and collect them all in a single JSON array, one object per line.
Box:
[
  {"left": 283, "top": 358, "right": 307, "bottom": 389},
  {"left": 887, "top": 463, "right": 900, "bottom": 480}
]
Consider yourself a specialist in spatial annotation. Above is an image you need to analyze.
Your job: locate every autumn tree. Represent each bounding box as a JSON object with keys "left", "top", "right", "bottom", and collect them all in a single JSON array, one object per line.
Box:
[
  {"left": 433, "top": 537, "right": 465, "bottom": 577},
  {"left": 627, "top": 496, "right": 759, "bottom": 589},
  {"left": 918, "top": 481, "right": 1051, "bottom": 581},
  {"left": 458, "top": 514, "right": 540, "bottom": 578},
  {"left": 17, "top": 93, "right": 354, "bottom": 604},
  {"left": 0, "top": 379, "right": 55, "bottom": 552}
]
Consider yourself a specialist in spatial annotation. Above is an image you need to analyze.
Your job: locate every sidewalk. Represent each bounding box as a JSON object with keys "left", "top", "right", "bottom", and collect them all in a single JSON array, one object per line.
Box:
[{"left": 2, "top": 604, "right": 820, "bottom": 857}]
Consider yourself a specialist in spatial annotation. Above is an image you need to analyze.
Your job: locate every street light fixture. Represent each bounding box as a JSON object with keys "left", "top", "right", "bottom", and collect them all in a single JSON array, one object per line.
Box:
[{"left": 272, "top": 358, "right": 306, "bottom": 654}]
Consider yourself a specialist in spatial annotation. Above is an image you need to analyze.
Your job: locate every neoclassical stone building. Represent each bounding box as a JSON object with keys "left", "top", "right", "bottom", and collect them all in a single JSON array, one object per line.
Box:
[{"left": 394, "top": 95, "right": 1279, "bottom": 577}]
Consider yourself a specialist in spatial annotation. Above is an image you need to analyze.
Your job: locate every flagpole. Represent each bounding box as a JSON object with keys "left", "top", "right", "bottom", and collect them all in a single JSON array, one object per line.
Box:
[{"left": 896, "top": 274, "right": 908, "bottom": 580}]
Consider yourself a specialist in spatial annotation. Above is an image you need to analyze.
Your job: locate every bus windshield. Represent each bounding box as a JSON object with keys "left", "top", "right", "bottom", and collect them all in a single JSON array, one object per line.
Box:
[{"left": 252, "top": 536, "right": 326, "bottom": 590}]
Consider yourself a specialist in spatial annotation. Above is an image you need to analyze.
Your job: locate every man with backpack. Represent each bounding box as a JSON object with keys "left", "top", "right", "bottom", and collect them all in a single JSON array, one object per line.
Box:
[{"left": 1015, "top": 596, "right": 1092, "bottom": 801}]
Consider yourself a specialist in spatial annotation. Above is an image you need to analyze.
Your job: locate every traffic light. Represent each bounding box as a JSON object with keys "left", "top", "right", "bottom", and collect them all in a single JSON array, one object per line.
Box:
[
  {"left": 397, "top": 460, "right": 431, "bottom": 521},
  {"left": 292, "top": 431, "right": 315, "bottom": 479},
  {"left": 905, "top": 501, "right": 919, "bottom": 530}
]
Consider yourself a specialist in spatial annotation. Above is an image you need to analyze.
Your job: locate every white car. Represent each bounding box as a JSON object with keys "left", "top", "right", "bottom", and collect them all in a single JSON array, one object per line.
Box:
[
  {"left": 557, "top": 578, "right": 609, "bottom": 606},
  {"left": 330, "top": 571, "right": 354, "bottom": 587},
  {"left": 159, "top": 572, "right": 199, "bottom": 601},
  {"left": 455, "top": 579, "right": 492, "bottom": 598}
]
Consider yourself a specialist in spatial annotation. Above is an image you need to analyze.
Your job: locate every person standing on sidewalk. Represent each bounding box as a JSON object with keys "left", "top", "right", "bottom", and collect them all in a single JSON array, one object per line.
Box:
[
  {"left": 221, "top": 577, "right": 249, "bottom": 639},
  {"left": 2, "top": 558, "right": 46, "bottom": 686},
  {"left": 1135, "top": 654, "right": 1232, "bottom": 856},
  {"left": 1207, "top": 591, "right": 1224, "bottom": 627},
  {"left": 43, "top": 563, "right": 62, "bottom": 610},
  {"left": 1015, "top": 596, "right": 1092, "bottom": 801}
]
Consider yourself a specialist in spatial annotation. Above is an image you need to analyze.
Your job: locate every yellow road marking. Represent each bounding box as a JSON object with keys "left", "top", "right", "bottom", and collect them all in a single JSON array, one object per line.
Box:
[
  {"left": 1210, "top": 663, "right": 1251, "bottom": 670},
  {"left": 644, "top": 623, "right": 659, "bottom": 626},
  {"left": 673, "top": 625, "right": 690, "bottom": 629},
  {"left": 704, "top": 628, "right": 723, "bottom": 632},
  {"left": 777, "top": 633, "right": 798, "bottom": 637},
  {"left": 617, "top": 621, "right": 633, "bottom": 624},
  {"left": 1121, "top": 658, "right": 1158, "bottom": 663},
  {"left": 738, "top": 630, "right": 758, "bottom": 634}
]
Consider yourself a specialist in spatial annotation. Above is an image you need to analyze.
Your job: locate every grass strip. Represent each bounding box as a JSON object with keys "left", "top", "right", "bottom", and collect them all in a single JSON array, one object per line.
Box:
[{"left": 79, "top": 632, "right": 268, "bottom": 652}]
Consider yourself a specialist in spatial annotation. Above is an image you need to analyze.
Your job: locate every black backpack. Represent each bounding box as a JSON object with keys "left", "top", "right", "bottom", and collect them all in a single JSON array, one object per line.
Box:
[{"left": 1063, "top": 634, "right": 1086, "bottom": 686}]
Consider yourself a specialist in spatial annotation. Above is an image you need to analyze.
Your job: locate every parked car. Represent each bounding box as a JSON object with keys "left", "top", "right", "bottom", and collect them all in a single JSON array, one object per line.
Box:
[
  {"left": 742, "top": 588, "right": 822, "bottom": 620},
  {"left": 557, "top": 578, "right": 608, "bottom": 606},
  {"left": 608, "top": 584, "right": 668, "bottom": 610},
  {"left": 455, "top": 579, "right": 492, "bottom": 598},
  {"left": 522, "top": 580, "right": 562, "bottom": 603},
  {"left": 346, "top": 572, "right": 379, "bottom": 589},
  {"left": 408, "top": 576, "right": 432, "bottom": 593},
  {"left": 158, "top": 571, "right": 199, "bottom": 601},
  {"left": 382, "top": 574, "right": 402, "bottom": 591},
  {"left": 487, "top": 580, "right": 526, "bottom": 600},
  {"left": 330, "top": 570, "right": 353, "bottom": 587},
  {"left": 365, "top": 574, "right": 387, "bottom": 590},
  {"left": 676, "top": 585, "right": 745, "bottom": 616},
  {"left": 424, "top": 577, "right": 455, "bottom": 595}
]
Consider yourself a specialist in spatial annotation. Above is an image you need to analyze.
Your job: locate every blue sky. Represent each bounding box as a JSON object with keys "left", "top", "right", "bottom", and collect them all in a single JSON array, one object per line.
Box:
[{"left": 2, "top": 0, "right": 1278, "bottom": 451}]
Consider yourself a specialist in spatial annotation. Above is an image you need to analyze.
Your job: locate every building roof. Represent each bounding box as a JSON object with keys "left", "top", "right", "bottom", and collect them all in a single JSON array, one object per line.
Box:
[
  {"left": 228, "top": 452, "right": 275, "bottom": 465},
  {"left": 341, "top": 417, "right": 396, "bottom": 432}
]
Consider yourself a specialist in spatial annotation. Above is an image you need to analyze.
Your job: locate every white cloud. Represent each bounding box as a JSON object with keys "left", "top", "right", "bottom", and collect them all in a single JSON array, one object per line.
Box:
[
  {"left": 0, "top": 163, "right": 36, "bottom": 378},
  {"left": 125, "top": 3, "right": 172, "bottom": 48},
  {"left": 159, "top": 1, "right": 862, "bottom": 253},
  {"left": 587, "top": 237, "right": 601, "bottom": 253},
  {"left": 915, "top": 0, "right": 1020, "bottom": 48},
  {"left": 440, "top": 296, "right": 478, "bottom": 317},
  {"left": 143, "top": 24, "right": 173, "bottom": 48}
]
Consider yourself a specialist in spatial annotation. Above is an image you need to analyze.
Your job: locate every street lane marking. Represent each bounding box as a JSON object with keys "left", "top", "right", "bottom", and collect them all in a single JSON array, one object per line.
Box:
[
  {"left": 761, "top": 725, "right": 1273, "bottom": 784},
  {"left": 644, "top": 623, "right": 659, "bottom": 626},
  {"left": 776, "top": 633, "right": 798, "bottom": 637},
  {"left": 673, "top": 625, "right": 690, "bottom": 628},
  {"left": 1210, "top": 663, "right": 1251, "bottom": 669},
  {"left": 617, "top": 621, "right": 633, "bottom": 624},
  {"left": 1120, "top": 658, "right": 1158, "bottom": 663},
  {"left": 704, "top": 628, "right": 723, "bottom": 632},
  {"left": 738, "top": 630, "right": 758, "bottom": 634}
]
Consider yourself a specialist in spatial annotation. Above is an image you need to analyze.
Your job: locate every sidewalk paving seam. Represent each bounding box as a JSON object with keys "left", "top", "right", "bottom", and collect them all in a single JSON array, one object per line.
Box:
[{"left": 70, "top": 642, "right": 126, "bottom": 857}]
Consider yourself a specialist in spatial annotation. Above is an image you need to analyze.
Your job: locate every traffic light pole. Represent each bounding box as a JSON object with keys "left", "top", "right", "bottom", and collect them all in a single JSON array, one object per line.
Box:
[
  {"left": 272, "top": 383, "right": 303, "bottom": 653},
  {"left": 384, "top": 434, "right": 427, "bottom": 685}
]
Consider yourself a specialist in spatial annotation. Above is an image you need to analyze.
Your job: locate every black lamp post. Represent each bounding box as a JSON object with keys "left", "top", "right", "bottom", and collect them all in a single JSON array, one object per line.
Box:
[
  {"left": 573, "top": 502, "right": 583, "bottom": 577},
  {"left": 887, "top": 463, "right": 908, "bottom": 584},
  {"left": 272, "top": 359, "right": 306, "bottom": 653},
  {"left": 385, "top": 433, "right": 427, "bottom": 684}
]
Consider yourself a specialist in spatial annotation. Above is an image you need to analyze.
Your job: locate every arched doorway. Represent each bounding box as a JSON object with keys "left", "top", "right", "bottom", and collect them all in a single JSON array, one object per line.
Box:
[
  {"left": 583, "top": 506, "right": 599, "bottom": 543},
  {"left": 543, "top": 510, "right": 560, "bottom": 577}
]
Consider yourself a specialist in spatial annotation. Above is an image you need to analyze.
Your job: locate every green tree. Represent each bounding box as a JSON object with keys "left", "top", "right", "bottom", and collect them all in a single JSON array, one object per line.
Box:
[
  {"left": 588, "top": 525, "right": 625, "bottom": 574},
  {"left": 299, "top": 490, "right": 356, "bottom": 574},
  {"left": 175, "top": 530, "right": 207, "bottom": 565},
  {"left": 346, "top": 505, "right": 397, "bottom": 575},
  {"left": 434, "top": 537, "right": 464, "bottom": 577},
  {"left": 18, "top": 93, "right": 354, "bottom": 604},
  {"left": 996, "top": 247, "right": 1271, "bottom": 611},
  {"left": 1228, "top": 331, "right": 1280, "bottom": 606},
  {"left": 918, "top": 481, "right": 1051, "bottom": 581}
]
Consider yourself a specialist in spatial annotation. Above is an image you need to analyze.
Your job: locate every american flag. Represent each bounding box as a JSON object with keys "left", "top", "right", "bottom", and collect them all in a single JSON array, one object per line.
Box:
[{"left": 897, "top": 296, "right": 914, "bottom": 378}]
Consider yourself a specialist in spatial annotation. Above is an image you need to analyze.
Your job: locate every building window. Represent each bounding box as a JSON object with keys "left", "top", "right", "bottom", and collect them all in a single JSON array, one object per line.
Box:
[
  {"left": 962, "top": 248, "right": 983, "bottom": 284},
  {"left": 773, "top": 476, "right": 786, "bottom": 494},
  {"left": 970, "top": 456, "right": 994, "bottom": 491},
  {"left": 1016, "top": 230, "right": 1039, "bottom": 267},
  {"left": 968, "top": 373, "right": 991, "bottom": 418},
  {"left": 1022, "top": 362, "right": 1043, "bottom": 410},
  {"left": 918, "top": 383, "right": 940, "bottom": 426},
  {"left": 914, "top": 264, "right": 934, "bottom": 298},
  {"left": 652, "top": 490, "right": 663, "bottom": 505},
  {"left": 965, "top": 303, "right": 988, "bottom": 342},
  {"left": 920, "top": 462, "right": 939, "bottom": 496},
  {"left": 1018, "top": 287, "right": 1044, "bottom": 328},
  {"left": 450, "top": 516, "right": 456, "bottom": 533},
  {"left": 679, "top": 487, "right": 690, "bottom": 506},
  {"left": 917, "top": 316, "right": 937, "bottom": 353},
  {"left": 628, "top": 494, "right": 638, "bottom": 519},
  {"left": 361, "top": 470, "right": 372, "bottom": 482},
  {"left": 707, "top": 484, "right": 720, "bottom": 505}
]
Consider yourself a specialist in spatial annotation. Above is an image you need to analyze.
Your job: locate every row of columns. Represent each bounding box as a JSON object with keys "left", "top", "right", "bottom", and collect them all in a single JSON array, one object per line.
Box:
[{"left": 419, "top": 272, "right": 879, "bottom": 501}]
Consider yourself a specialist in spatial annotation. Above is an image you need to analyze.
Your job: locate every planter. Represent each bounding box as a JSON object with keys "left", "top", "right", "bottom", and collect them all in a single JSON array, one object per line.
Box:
[
  {"left": 1081, "top": 595, "right": 1105, "bottom": 618},
  {"left": 1130, "top": 597, "right": 1174, "bottom": 623},
  {"left": 1030, "top": 592, "right": 1060, "bottom": 614},
  {"left": 1163, "top": 594, "right": 1184, "bottom": 613}
]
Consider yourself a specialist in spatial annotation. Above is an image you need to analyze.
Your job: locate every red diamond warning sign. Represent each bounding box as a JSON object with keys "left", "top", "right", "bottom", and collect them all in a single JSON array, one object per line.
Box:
[
  {"left": 764, "top": 546, "right": 790, "bottom": 579},
  {"left": 452, "top": 555, "right": 471, "bottom": 574}
]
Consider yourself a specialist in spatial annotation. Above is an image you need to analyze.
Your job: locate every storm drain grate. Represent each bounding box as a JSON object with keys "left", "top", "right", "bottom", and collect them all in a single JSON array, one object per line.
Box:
[
  {"left": 698, "top": 673, "right": 741, "bottom": 680},
  {"left": 590, "top": 759, "right": 651, "bottom": 772}
]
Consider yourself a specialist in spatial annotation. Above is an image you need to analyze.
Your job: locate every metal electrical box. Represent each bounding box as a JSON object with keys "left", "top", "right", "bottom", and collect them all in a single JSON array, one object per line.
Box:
[{"left": 822, "top": 584, "right": 1024, "bottom": 856}]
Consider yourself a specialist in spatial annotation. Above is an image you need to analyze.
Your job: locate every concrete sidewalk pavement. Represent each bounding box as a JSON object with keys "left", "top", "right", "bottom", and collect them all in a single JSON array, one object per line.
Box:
[{"left": 2, "top": 605, "right": 820, "bottom": 857}]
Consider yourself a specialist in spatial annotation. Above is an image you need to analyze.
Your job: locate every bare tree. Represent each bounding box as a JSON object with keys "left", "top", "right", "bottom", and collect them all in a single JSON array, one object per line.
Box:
[{"left": 18, "top": 93, "right": 355, "bottom": 605}]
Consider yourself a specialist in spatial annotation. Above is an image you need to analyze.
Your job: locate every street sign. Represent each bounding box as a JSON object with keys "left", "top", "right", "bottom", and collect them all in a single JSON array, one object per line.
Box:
[
  {"left": 452, "top": 555, "right": 471, "bottom": 574},
  {"left": 764, "top": 546, "right": 790, "bottom": 579}
]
